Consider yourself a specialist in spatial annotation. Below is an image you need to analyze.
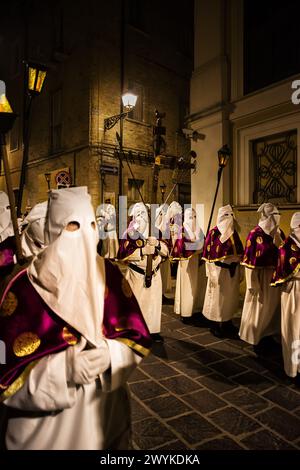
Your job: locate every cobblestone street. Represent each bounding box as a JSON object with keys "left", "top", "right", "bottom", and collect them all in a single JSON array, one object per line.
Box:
[{"left": 130, "top": 305, "right": 300, "bottom": 450}]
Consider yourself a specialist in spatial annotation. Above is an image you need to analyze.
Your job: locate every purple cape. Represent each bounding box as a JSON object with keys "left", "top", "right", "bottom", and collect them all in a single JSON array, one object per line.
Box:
[
  {"left": 118, "top": 228, "right": 168, "bottom": 260},
  {"left": 202, "top": 227, "right": 243, "bottom": 262},
  {"left": 242, "top": 226, "right": 280, "bottom": 269},
  {"left": 271, "top": 236, "right": 300, "bottom": 286},
  {"left": 0, "top": 260, "right": 151, "bottom": 400},
  {"left": 169, "top": 227, "right": 204, "bottom": 260}
]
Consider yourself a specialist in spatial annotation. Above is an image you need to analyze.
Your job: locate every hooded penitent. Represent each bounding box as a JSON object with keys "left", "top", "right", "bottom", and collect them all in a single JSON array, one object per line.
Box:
[
  {"left": 258, "top": 202, "right": 282, "bottom": 247},
  {"left": 21, "top": 201, "right": 48, "bottom": 258},
  {"left": 202, "top": 205, "right": 243, "bottom": 262},
  {"left": 216, "top": 204, "right": 235, "bottom": 244},
  {"left": 96, "top": 203, "right": 117, "bottom": 238},
  {"left": 96, "top": 203, "right": 119, "bottom": 258},
  {"left": 183, "top": 208, "right": 204, "bottom": 250},
  {"left": 0, "top": 187, "right": 151, "bottom": 398}
]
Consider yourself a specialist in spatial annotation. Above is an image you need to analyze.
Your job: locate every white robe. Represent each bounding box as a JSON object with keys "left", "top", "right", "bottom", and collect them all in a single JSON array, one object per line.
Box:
[
  {"left": 239, "top": 267, "right": 281, "bottom": 345},
  {"left": 174, "top": 255, "right": 207, "bottom": 317},
  {"left": 281, "top": 271, "right": 300, "bottom": 378},
  {"left": 99, "top": 237, "right": 119, "bottom": 259},
  {"left": 124, "top": 245, "right": 168, "bottom": 334},
  {"left": 202, "top": 255, "right": 241, "bottom": 322},
  {"left": 160, "top": 258, "right": 172, "bottom": 295},
  {"left": 1, "top": 339, "right": 140, "bottom": 450}
]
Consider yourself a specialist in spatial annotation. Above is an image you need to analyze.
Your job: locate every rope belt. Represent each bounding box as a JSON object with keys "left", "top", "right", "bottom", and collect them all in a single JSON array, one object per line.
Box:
[
  {"left": 128, "top": 263, "right": 160, "bottom": 277},
  {"left": 214, "top": 261, "right": 239, "bottom": 278}
]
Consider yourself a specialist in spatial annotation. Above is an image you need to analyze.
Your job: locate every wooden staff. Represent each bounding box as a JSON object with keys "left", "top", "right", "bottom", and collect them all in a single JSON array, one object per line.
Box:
[{"left": 0, "top": 132, "right": 24, "bottom": 264}]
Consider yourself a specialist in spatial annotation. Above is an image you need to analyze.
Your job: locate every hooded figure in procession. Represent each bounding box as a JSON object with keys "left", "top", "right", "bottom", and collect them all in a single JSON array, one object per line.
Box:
[
  {"left": 20, "top": 201, "right": 48, "bottom": 259},
  {"left": 202, "top": 204, "right": 244, "bottom": 338},
  {"left": 174, "top": 207, "right": 207, "bottom": 323},
  {"left": 118, "top": 202, "right": 169, "bottom": 342},
  {"left": 239, "top": 203, "right": 284, "bottom": 349},
  {"left": 271, "top": 212, "right": 300, "bottom": 381},
  {"left": 0, "top": 187, "right": 151, "bottom": 450},
  {"left": 96, "top": 203, "right": 119, "bottom": 259}
]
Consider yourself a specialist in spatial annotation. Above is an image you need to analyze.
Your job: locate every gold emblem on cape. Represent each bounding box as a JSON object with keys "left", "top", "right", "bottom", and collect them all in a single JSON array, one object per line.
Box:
[
  {"left": 124, "top": 240, "right": 129, "bottom": 249},
  {"left": 0, "top": 291, "right": 18, "bottom": 317},
  {"left": 291, "top": 244, "right": 298, "bottom": 252},
  {"left": 62, "top": 327, "right": 78, "bottom": 345},
  {"left": 216, "top": 245, "right": 220, "bottom": 253},
  {"left": 121, "top": 278, "right": 132, "bottom": 298},
  {"left": 207, "top": 245, "right": 211, "bottom": 252},
  {"left": 246, "top": 239, "right": 251, "bottom": 248},
  {"left": 136, "top": 239, "right": 143, "bottom": 248},
  {"left": 13, "top": 332, "right": 41, "bottom": 357},
  {"left": 256, "top": 236, "right": 263, "bottom": 244},
  {"left": 289, "top": 257, "right": 297, "bottom": 265},
  {"left": 255, "top": 250, "right": 261, "bottom": 257}
]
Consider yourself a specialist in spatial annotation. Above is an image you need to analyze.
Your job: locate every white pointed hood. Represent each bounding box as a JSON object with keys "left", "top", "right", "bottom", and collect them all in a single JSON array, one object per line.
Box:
[
  {"left": 217, "top": 205, "right": 235, "bottom": 243},
  {"left": 27, "top": 187, "right": 105, "bottom": 347},
  {"left": 184, "top": 207, "right": 204, "bottom": 250},
  {"left": 155, "top": 204, "right": 168, "bottom": 233},
  {"left": 257, "top": 202, "right": 282, "bottom": 246},
  {"left": 128, "top": 202, "right": 149, "bottom": 238},
  {"left": 21, "top": 201, "right": 48, "bottom": 258},
  {"left": 96, "top": 203, "right": 118, "bottom": 238},
  {"left": 0, "top": 191, "right": 14, "bottom": 243}
]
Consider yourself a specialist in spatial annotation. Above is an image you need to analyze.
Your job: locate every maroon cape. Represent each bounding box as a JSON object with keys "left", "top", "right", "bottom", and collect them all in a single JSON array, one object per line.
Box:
[
  {"left": 202, "top": 226, "right": 243, "bottom": 262},
  {"left": 271, "top": 236, "right": 300, "bottom": 286},
  {"left": 242, "top": 226, "right": 282, "bottom": 269}
]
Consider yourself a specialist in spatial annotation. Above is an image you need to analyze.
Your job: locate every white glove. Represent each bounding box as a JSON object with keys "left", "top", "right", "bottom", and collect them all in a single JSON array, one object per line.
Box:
[
  {"left": 147, "top": 236, "right": 159, "bottom": 247},
  {"left": 66, "top": 337, "right": 111, "bottom": 385},
  {"left": 142, "top": 244, "right": 155, "bottom": 255}
]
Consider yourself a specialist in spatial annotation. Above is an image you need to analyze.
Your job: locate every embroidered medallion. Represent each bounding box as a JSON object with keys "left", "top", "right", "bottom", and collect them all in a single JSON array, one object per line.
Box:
[
  {"left": 0, "top": 292, "right": 18, "bottom": 317},
  {"left": 13, "top": 332, "right": 41, "bottom": 357}
]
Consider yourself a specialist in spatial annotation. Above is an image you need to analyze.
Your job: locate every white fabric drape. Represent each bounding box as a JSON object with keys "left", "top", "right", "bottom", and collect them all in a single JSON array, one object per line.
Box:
[{"left": 239, "top": 267, "right": 281, "bottom": 345}]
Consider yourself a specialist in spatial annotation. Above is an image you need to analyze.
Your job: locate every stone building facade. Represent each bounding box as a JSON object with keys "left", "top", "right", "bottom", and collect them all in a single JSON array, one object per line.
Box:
[
  {"left": 190, "top": 0, "right": 300, "bottom": 239},
  {"left": 0, "top": 0, "right": 194, "bottom": 215}
]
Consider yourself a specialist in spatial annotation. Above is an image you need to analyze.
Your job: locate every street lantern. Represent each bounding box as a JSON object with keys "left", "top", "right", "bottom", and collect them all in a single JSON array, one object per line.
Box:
[
  {"left": 218, "top": 144, "right": 231, "bottom": 168},
  {"left": 121, "top": 92, "right": 137, "bottom": 111},
  {"left": 27, "top": 62, "right": 47, "bottom": 96},
  {"left": 104, "top": 92, "right": 138, "bottom": 131},
  {"left": 44, "top": 172, "right": 51, "bottom": 190},
  {"left": 17, "top": 62, "right": 47, "bottom": 216},
  {"left": 160, "top": 181, "right": 167, "bottom": 202},
  {"left": 0, "top": 80, "right": 17, "bottom": 133},
  {"left": 206, "top": 144, "right": 232, "bottom": 236}
]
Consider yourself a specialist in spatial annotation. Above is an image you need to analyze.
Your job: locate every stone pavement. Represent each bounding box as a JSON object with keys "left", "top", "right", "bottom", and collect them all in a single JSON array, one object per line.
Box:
[{"left": 130, "top": 306, "right": 300, "bottom": 450}]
